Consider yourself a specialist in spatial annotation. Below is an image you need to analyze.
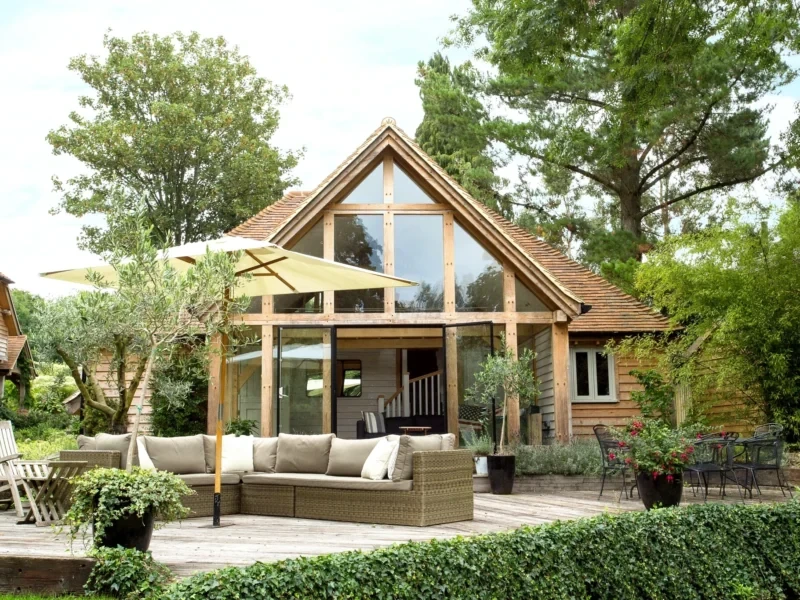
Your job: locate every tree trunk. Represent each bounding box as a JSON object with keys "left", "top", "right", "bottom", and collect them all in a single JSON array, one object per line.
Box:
[{"left": 618, "top": 190, "right": 643, "bottom": 240}]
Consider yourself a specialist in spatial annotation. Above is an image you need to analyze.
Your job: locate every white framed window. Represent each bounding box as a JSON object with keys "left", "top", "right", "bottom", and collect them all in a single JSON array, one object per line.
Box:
[{"left": 570, "top": 347, "right": 616, "bottom": 403}]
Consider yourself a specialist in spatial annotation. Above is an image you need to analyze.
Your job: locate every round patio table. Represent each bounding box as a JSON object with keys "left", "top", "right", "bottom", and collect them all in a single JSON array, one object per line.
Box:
[{"left": 399, "top": 426, "right": 432, "bottom": 436}]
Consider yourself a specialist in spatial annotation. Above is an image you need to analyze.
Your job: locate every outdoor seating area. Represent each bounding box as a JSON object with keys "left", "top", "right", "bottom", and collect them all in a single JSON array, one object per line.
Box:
[{"left": 55, "top": 429, "right": 473, "bottom": 527}]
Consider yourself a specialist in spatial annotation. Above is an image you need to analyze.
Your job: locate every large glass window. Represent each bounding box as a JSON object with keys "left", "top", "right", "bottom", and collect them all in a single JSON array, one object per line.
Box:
[
  {"left": 334, "top": 215, "right": 384, "bottom": 312},
  {"left": 570, "top": 347, "right": 616, "bottom": 402},
  {"left": 394, "top": 214, "right": 444, "bottom": 312},
  {"left": 225, "top": 326, "right": 262, "bottom": 433},
  {"left": 453, "top": 221, "right": 503, "bottom": 312},
  {"left": 340, "top": 164, "right": 383, "bottom": 204},
  {"left": 515, "top": 277, "right": 549, "bottom": 312},
  {"left": 278, "top": 328, "right": 332, "bottom": 434},
  {"left": 275, "top": 220, "right": 324, "bottom": 314},
  {"left": 394, "top": 164, "right": 435, "bottom": 204}
]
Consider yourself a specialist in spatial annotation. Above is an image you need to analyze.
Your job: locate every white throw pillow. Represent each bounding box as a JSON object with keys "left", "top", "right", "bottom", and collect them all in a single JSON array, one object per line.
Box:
[
  {"left": 221, "top": 434, "right": 255, "bottom": 473},
  {"left": 361, "top": 437, "right": 398, "bottom": 480},
  {"left": 136, "top": 437, "right": 155, "bottom": 469},
  {"left": 386, "top": 440, "right": 401, "bottom": 480}
]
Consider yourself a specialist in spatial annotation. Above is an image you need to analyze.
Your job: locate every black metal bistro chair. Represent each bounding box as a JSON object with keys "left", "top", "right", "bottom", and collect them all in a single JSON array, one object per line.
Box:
[
  {"left": 594, "top": 425, "right": 637, "bottom": 501},
  {"left": 734, "top": 425, "right": 793, "bottom": 499},
  {"left": 684, "top": 433, "right": 745, "bottom": 502}
]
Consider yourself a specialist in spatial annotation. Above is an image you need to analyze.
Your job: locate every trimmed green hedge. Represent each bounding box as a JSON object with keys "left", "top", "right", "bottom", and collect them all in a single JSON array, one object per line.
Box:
[{"left": 164, "top": 501, "right": 800, "bottom": 600}]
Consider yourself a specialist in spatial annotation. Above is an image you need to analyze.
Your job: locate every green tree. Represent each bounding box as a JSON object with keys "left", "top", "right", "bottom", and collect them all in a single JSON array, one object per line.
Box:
[
  {"left": 618, "top": 201, "right": 800, "bottom": 441},
  {"left": 48, "top": 31, "right": 300, "bottom": 252},
  {"left": 451, "top": 0, "right": 799, "bottom": 243},
  {"left": 415, "top": 52, "right": 512, "bottom": 217},
  {"left": 10, "top": 289, "right": 45, "bottom": 359}
]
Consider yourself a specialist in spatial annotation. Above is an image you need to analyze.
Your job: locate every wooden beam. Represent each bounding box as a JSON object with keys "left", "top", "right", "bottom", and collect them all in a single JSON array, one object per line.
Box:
[
  {"left": 207, "top": 333, "right": 222, "bottom": 435},
  {"left": 337, "top": 338, "right": 442, "bottom": 350},
  {"left": 336, "top": 327, "right": 442, "bottom": 338},
  {"left": 322, "top": 329, "right": 332, "bottom": 434},
  {"left": 445, "top": 327, "right": 459, "bottom": 445},
  {"left": 552, "top": 322, "right": 571, "bottom": 442},
  {"left": 443, "top": 211, "right": 455, "bottom": 313},
  {"left": 261, "top": 295, "right": 273, "bottom": 316},
  {"left": 0, "top": 555, "right": 95, "bottom": 594},
  {"left": 327, "top": 204, "right": 444, "bottom": 213},
  {"left": 503, "top": 263, "right": 516, "bottom": 313},
  {"left": 236, "top": 311, "right": 556, "bottom": 326},
  {"left": 261, "top": 325, "right": 273, "bottom": 436},
  {"left": 323, "top": 213, "right": 334, "bottom": 314},
  {"left": 383, "top": 156, "right": 395, "bottom": 313}
]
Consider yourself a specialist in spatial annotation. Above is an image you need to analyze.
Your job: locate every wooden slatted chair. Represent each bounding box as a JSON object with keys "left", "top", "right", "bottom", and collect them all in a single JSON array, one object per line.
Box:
[
  {"left": 18, "top": 461, "right": 88, "bottom": 526},
  {"left": 0, "top": 420, "right": 26, "bottom": 517}
]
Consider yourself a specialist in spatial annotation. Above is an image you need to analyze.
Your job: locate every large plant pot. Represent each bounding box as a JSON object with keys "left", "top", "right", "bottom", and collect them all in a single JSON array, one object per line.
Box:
[
  {"left": 636, "top": 472, "right": 683, "bottom": 510},
  {"left": 474, "top": 456, "right": 488, "bottom": 476},
  {"left": 487, "top": 455, "right": 516, "bottom": 495},
  {"left": 95, "top": 508, "right": 155, "bottom": 551}
]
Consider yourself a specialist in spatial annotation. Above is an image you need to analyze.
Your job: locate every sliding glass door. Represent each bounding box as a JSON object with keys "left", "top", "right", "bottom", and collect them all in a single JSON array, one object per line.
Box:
[
  {"left": 444, "top": 322, "right": 495, "bottom": 447},
  {"left": 276, "top": 327, "right": 336, "bottom": 434}
]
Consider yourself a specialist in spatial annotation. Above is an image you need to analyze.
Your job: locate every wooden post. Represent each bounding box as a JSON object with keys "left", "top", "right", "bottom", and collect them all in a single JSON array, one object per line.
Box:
[
  {"left": 383, "top": 155, "right": 395, "bottom": 313},
  {"left": 552, "top": 322, "right": 571, "bottom": 442},
  {"left": 207, "top": 333, "right": 222, "bottom": 435},
  {"left": 322, "top": 329, "right": 332, "bottom": 434},
  {"left": 505, "top": 321, "right": 520, "bottom": 444},
  {"left": 323, "top": 213, "right": 334, "bottom": 314},
  {"left": 445, "top": 328, "right": 459, "bottom": 443},
  {"left": 443, "top": 212, "right": 455, "bottom": 313}
]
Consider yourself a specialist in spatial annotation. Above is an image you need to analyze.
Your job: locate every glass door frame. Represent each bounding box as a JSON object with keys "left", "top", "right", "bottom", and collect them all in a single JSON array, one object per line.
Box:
[
  {"left": 443, "top": 321, "right": 496, "bottom": 451},
  {"left": 276, "top": 325, "right": 338, "bottom": 435}
]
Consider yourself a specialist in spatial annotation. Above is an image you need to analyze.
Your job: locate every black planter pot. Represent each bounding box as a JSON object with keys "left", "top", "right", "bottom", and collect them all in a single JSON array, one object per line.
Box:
[
  {"left": 487, "top": 455, "right": 516, "bottom": 495},
  {"left": 636, "top": 472, "right": 683, "bottom": 510},
  {"left": 95, "top": 509, "right": 155, "bottom": 551}
]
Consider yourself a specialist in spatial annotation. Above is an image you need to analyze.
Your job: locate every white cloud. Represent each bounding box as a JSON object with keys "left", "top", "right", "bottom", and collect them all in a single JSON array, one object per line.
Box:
[{"left": 0, "top": 0, "right": 467, "bottom": 296}]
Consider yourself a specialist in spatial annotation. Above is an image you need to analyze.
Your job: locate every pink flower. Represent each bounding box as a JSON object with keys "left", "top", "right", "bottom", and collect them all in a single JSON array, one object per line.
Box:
[
  {"left": 608, "top": 452, "right": 616, "bottom": 461},
  {"left": 652, "top": 471, "right": 659, "bottom": 480},
  {"left": 667, "top": 474, "right": 674, "bottom": 483},
  {"left": 697, "top": 433, "right": 703, "bottom": 439},
  {"left": 680, "top": 453, "right": 688, "bottom": 461},
  {"left": 625, "top": 457, "right": 632, "bottom": 464},
  {"left": 671, "top": 452, "right": 677, "bottom": 457},
  {"left": 618, "top": 441, "right": 626, "bottom": 448}
]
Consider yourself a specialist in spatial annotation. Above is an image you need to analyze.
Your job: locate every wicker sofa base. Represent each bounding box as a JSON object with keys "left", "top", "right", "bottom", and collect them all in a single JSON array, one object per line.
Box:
[
  {"left": 182, "top": 484, "right": 241, "bottom": 518},
  {"left": 241, "top": 450, "right": 474, "bottom": 526}
]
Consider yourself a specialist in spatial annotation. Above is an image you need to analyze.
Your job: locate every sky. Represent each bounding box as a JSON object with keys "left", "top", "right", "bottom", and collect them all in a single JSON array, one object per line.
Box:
[
  {"left": 0, "top": 1, "right": 798, "bottom": 297},
  {"left": 0, "top": 0, "right": 468, "bottom": 296}
]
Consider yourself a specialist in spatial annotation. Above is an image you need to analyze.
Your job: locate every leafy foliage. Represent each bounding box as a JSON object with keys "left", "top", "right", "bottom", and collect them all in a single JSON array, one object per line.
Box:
[
  {"left": 150, "top": 350, "right": 208, "bottom": 437},
  {"left": 225, "top": 418, "right": 258, "bottom": 437},
  {"left": 9, "top": 288, "right": 45, "bottom": 359},
  {"left": 466, "top": 337, "right": 539, "bottom": 452},
  {"left": 515, "top": 440, "right": 603, "bottom": 476},
  {"left": 612, "top": 418, "right": 701, "bottom": 478},
  {"left": 48, "top": 31, "right": 300, "bottom": 252},
  {"left": 462, "top": 430, "right": 493, "bottom": 456},
  {"left": 622, "top": 201, "right": 800, "bottom": 441},
  {"left": 449, "top": 0, "right": 800, "bottom": 241},
  {"left": 629, "top": 369, "right": 676, "bottom": 423},
  {"left": 86, "top": 547, "right": 171, "bottom": 599},
  {"left": 64, "top": 467, "right": 192, "bottom": 548},
  {"left": 164, "top": 501, "right": 800, "bottom": 600},
  {"left": 16, "top": 430, "right": 77, "bottom": 460}
]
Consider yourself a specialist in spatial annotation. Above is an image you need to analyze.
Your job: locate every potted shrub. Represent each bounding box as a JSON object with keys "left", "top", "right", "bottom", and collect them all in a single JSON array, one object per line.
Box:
[
  {"left": 466, "top": 339, "right": 539, "bottom": 494},
  {"left": 612, "top": 418, "right": 699, "bottom": 509},
  {"left": 463, "top": 431, "right": 492, "bottom": 476},
  {"left": 65, "top": 467, "right": 193, "bottom": 551}
]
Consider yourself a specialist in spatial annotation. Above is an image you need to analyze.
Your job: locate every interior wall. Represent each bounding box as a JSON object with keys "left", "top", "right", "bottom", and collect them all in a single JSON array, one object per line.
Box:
[
  {"left": 336, "top": 348, "right": 398, "bottom": 439},
  {"left": 534, "top": 328, "right": 554, "bottom": 440}
]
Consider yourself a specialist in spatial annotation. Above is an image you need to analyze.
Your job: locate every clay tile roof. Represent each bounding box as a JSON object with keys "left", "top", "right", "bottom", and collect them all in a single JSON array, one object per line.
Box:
[
  {"left": 226, "top": 121, "right": 671, "bottom": 335},
  {"left": 0, "top": 335, "right": 27, "bottom": 372},
  {"left": 0, "top": 272, "right": 13, "bottom": 284}
]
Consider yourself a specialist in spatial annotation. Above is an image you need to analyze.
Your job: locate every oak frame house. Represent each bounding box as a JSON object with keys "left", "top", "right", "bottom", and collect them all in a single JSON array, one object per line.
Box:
[
  {"left": 0, "top": 273, "right": 35, "bottom": 404},
  {"left": 208, "top": 118, "right": 670, "bottom": 444}
]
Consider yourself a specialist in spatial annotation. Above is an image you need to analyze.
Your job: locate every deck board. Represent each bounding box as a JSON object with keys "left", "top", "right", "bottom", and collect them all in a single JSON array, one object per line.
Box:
[{"left": 0, "top": 490, "right": 788, "bottom": 578}]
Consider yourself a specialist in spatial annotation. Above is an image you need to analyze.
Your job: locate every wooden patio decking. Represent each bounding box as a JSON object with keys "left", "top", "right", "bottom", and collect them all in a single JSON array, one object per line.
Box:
[{"left": 0, "top": 490, "right": 789, "bottom": 577}]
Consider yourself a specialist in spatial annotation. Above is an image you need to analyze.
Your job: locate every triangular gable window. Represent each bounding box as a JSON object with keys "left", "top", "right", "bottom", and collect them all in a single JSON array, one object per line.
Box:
[
  {"left": 340, "top": 164, "right": 383, "bottom": 204},
  {"left": 394, "top": 164, "right": 435, "bottom": 204},
  {"left": 515, "top": 277, "right": 548, "bottom": 312}
]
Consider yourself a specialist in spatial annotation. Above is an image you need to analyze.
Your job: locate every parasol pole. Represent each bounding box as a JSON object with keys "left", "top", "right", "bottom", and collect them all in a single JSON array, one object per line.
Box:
[{"left": 212, "top": 287, "right": 233, "bottom": 527}]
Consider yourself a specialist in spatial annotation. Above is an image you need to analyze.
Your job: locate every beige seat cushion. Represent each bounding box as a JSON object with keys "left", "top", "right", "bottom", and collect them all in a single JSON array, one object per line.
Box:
[
  {"left": 325, "top": 438, "right": 381, "bottom": 477},
  {"left": 390, "top": 435, "right": 443, "bottom": 482},
  {"left": 275, "top": 433, "right": 335, "bottom": 474},
  {"left": 241, "top": 472, "right": 413, "bottom": 492},
  {"left": 253, "top": 437, "right": 279, "bottom": 473},
  {"left": 96, "top": 433, "right": 137, "bottom": 470},
  {"left": 143, "top": 435, "right": 205, "bottom": 474},
  {"left": 178, "top": 473, "right": 240, "bottom": 486}
]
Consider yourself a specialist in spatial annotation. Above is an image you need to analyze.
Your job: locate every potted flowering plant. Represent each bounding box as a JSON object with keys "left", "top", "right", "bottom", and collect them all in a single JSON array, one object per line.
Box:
[{"left": 612, "top": 418, "right": 700, "bottom": 509}]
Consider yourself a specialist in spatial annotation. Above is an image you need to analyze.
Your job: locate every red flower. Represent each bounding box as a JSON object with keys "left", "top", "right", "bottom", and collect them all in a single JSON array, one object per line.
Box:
[
  {"left": 696, "top": 433, "right": 703, "bottom": 439},
  {"left": 652, "top": 471, "right": 659, "bottom": 480},
  {"left": 667, "top": 474, "right": 674, "bottom": 483},
  {"left": 680, "top": 453, "right": 688, "bottom": 461},
  {"left": 671, "top": 452, "right": 677, "bottom": 457},
  {"left": 618, "top": 441, "right": 626, "bottom": 448},
  {"left": 625, "top": 457, "right": 632, "bottom": 464},
  {"left": 687, "top": 447, "right": 694, "bottom": 454},
  {"left": 631, "top": 430, "right": 639, "bottom": 437},
  {"left": 608, "top": 452, "right": 616, "bottom": 461}
]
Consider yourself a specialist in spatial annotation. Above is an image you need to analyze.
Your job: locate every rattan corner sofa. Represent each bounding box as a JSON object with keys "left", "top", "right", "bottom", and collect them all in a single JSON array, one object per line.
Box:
[{"left": 62, "top": 432, "right": 474, "bottom": 527}]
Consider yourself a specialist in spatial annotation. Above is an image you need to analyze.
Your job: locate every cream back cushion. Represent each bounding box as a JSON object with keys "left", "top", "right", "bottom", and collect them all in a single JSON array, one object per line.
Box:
[
  {"left": 326, "top": 438, "right": 382, "bottom": 477},
  {"left": 275, "top": 433, "right": 335, "bottom": 474},
  {"left": 253, "top": 437, "right": 279, "bottom": 473},
  {"left": 96, "top": 433, "right": 137, "bottom": 470},
  {"left": 440, "top": 433, "right": 456, "bottom": 450},
  {"left": 390, "top": 435, "right": 443, "bottom": 482},
  {"left": 77, "top": 435, "right": 96, "bottom": 451},
  {"left": 137, "top": 437, "right": 155, "bottom": 469},
  {"left": 361, "top": 437, "right": 398, "bottom": 480},
  {"left": 221, "top": 435, "right": 255, "bottom": 473},
  {"left": 143, "top": 434, "right": 205, "bottom": 474}
]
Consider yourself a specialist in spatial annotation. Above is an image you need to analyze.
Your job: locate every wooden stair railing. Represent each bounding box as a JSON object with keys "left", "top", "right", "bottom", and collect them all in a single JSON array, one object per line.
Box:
[{"left": 377, "top": 370, "right": 443, "bottom": 418}]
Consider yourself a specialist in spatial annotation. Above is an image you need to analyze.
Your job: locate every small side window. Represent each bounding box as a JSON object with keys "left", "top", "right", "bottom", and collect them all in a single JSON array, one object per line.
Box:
[
  {"left": 570, "top": 348, "right": 616, "bottom": 402},
  {"left": 338, "top": 360, "right": 362, "bottom": 397}
]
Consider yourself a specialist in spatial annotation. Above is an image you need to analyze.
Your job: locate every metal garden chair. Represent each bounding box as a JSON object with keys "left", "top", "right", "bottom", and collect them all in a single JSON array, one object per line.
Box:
[
  {"left": 684, "top": 433, "right": 745, "bottom": 502},
  {"left": 734, "top": 426, "right": 793, "bottom": 499},
  {"left": 594, "top": 424, "right": 637, "bottom": 501}
]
